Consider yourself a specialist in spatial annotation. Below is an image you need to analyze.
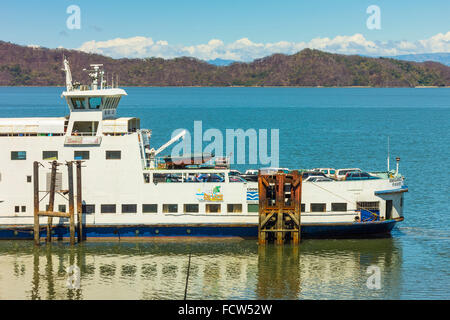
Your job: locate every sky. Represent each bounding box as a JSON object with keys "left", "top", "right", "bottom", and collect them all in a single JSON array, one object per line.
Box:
[{"left": 1, "top": 0, "right": 449, "bottom": 61}]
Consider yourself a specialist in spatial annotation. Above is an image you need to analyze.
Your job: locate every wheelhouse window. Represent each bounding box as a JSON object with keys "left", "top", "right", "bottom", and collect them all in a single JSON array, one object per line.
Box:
[
  {"left": 106, "top": 151, "right": 121, "bottom": 160},
  {"left": 101, "top": 204, "right": 116, "bottom": 214},
  {"left": 331, "top": 203, "right": 347, "bottom": 212},
  {"left": 122, "top": 204, "right": 137, "bottom": 214},
  {"left": 143, "top": 204, "right": 157, "bottom": 213},
  {"left": 311, "top": 203, "right": 326, "bottom": 212},
  {"left": 11, "top": 151, "right": 26, "bottom": 160},
  {"left": 163, "top": 204, "right": 178, "bottom": 213},
  {"left": 88, "top": 97, "right": 102, "bottom": 109},
  {"left": 184, "top": 204, "right": 199, "bottom": 213},
  {"left": 43, "top": 151, "right": 58, "bottom": 160},
  {"left": 206, "top": 204, "right": 221, "bottom": 213},
  {"left": 248, "top": 204, "right": 259, "bottom": 213},
  {"left": 58, "top": 205, "right": 66, "bottom": 213},
  {"left": 227, "top": 204, "right": 242, "bottom": 213},
  {"left": 74, "top": 151, "right": 90, "bottom": 160},
  {"left": 71, "top": 98, "right": 86, "bottom": 109}
]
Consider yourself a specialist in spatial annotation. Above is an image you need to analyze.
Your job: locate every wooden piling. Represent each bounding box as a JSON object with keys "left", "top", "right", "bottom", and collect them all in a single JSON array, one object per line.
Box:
[
  {"left": 46, "top": 161, "right": 57, "bottom": 243},
  {"left": 32, "top": 161, "right": 81, "bottom": 245},
  {"left": 258, "top": 170, "right": 302, "bottom": 245},
  {"left": 76, "top": 161, "right": 83, "bottom": 242},
  {"left": 33, "top": 161, "right": 40, "bottom": 246},
  {"left": 275, "top": 173, "right": 285, "bottom": 245},
  {"left": 67, "top": 162, "right": 75, "bottom": 245}
]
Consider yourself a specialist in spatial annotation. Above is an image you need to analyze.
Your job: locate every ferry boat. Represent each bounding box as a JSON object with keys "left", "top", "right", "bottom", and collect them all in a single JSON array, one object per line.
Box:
[{"left": 0, "top": 60, "right": 407, "bottom": 240}]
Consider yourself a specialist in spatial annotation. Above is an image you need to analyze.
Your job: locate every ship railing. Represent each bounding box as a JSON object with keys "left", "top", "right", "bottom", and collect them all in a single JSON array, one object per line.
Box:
[
  {"left": 70, "top": 132, "right": 97, "bottom": 136},
  {"left": 143, "top": 156, "right": 231, "bottom": 170}
]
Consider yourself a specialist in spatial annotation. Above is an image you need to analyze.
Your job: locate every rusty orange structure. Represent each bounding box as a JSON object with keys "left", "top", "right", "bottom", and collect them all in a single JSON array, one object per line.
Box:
[{"left": 258, "top": 170, "right": 302, "bottom": 245}]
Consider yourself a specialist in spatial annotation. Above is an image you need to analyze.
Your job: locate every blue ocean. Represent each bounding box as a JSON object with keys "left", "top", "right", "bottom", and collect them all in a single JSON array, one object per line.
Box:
[{"left": 0, "top": 87, "right": 448, "bottom": 299}]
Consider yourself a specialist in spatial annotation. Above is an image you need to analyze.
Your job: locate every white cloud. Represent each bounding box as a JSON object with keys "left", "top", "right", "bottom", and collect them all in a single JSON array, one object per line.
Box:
[{"left": 77, "top": 32, "right": 450, "bottom": 61}]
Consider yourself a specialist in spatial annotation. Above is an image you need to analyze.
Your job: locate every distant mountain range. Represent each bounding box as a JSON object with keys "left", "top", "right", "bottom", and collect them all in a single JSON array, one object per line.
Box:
[
  {"left": 388, "top": 53, "right": 450, "bottom": 66},
  {"left": 206, "top": 58, "right": 237, "bottom": 66},
  {"left": 0, "top": 41, "right": 449, "bottom": 87},
  {"left": 206, "top": 53, "right": 450, "bottom": 66}
]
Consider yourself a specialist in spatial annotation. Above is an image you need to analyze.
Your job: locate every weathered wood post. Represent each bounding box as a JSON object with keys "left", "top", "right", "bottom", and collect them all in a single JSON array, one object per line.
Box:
[
  {"left": 258, "top": 172, "right": 267, "bottom": 245},
  {"left": 76, "top": 161, "right": 83, "bottom": 242},
  {"left": 33, "top": 161, "right": 40, "bottom": 246},
  {"left": 291, "top": 171, "right": 302, "bottom": 244},
  {"left": 275, "top": 172, "right": 285, "bottom": 245},
  {"left": 46, "top": 160, "right": 57, "bottom": 243},
  {"left": 67, "top": 161, "right": 75, "bottom": 245}
]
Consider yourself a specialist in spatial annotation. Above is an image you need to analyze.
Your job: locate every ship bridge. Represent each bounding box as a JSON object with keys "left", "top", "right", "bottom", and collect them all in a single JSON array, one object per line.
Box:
[{"left": 59, "top": 59, "right": 141, "bottom": 141}]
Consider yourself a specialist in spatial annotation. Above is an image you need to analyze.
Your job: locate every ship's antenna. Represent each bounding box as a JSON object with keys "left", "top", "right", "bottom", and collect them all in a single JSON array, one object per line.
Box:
[{"left": 387, "top": 136, "right": 390, "bottom": 172}]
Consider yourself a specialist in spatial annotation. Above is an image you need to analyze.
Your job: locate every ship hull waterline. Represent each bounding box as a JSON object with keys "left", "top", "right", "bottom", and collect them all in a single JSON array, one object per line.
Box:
[{"left": 0, "top": 217, "right": 403, "bottom": 241}]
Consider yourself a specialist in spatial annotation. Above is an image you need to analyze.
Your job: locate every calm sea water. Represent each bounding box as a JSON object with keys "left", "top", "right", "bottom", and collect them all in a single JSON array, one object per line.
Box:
[{"left": 0, "top": 87, "right": 448, "bottom": 299}]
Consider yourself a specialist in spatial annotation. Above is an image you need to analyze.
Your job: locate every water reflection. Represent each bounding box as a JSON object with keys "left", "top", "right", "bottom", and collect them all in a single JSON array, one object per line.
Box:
[{"left": 0, "top": 239, "right": 402, "bottom": 300}]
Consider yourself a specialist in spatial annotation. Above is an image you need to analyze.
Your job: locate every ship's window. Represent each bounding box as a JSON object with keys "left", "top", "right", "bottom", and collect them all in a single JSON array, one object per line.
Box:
[
  {"left": 58, "top": 205, "right": 66, "bottom": 213},
  {"left": 163, "top": 204, "right": 178, "bottom": 213},
  {"left": 227, "top": 204, "right": 242, "bottom": 213},
  {"left": 122, "top": 204, "right": 137, "bottom": 214},
  {"left": 206, "top": 204, "right": 221, "bottom": 213},
  {"left": 106, "top": 151, "right": 121, "bottom": 160},
  {"left": 11, "top": 151, "right": 26, "bottom": 160},
  {"left": 43, "top": 151, "right": 58, "bottom": 160},
  {"left": 311, "top": 203, "right": 326, "bottom": 212},
  {"left": 153, "top": 173, "right": 182, "bottom": 183},
  {"left": 301, "top": 203, "right": 305, "bottom": 212},
  {"left": 184, "top": 204, "right": 199, "bottom": 213},
  {"left": 88, "top": 97, "right": 102, "bottom": 109},
  {"left": 21, "top": 206, "right": 26, "bottom": 213},
  {"left": 143, "top": 173, "right": 150, "bottom": 183},
  {"left": 101, "top": 204, "right": 116, "bottom": 214},
  {"left": 72, "top": 121, "right": 98, "bottom": 136},
  {"left": 27, "top": 176, "right": 32, "bottom": 183},
  {"left": 356, "top": 202, "right": 379, "bottom": 210},
  {"left": 74, "top": 151, "right": 90, "bottom": 160},
  {"left": 15, "top": 206, "right": 20, "bottom": 213},
  {"left": 332, "top": 203, "right": 347, "bottom": 212},
  {"left": 71, "top": 98, "right": 85, "bottom": 109},
  {"left": 82, "top": 204, "right": 95, "bottom": 214},
  {"left": 143, "top": 204, "right": 157, "bottom": 213},
  {"left": 248, "top": 204, "right": 259, "bottom": 213}
]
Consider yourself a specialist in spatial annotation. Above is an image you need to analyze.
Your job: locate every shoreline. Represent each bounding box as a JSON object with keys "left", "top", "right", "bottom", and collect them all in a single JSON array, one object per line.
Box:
[{"left": 0, "top": 85, "right": 449, "bottom": 88}]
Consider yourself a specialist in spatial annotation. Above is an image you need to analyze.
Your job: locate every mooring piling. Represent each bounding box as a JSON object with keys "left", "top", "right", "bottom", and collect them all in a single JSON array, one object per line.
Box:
[
  {"left": 76, "top": 161, "right": 83, "bottom": 242},
  {"left": 258, "top": 170, "right": 302, "bottom": 245},
  {"left": 33, "top": 161, "right": 83, "bottom": 246}
]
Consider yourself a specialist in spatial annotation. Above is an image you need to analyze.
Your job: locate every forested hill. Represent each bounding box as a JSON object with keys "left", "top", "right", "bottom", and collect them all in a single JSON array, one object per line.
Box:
[{"left": 1, "top": 41, "right": 449, "bottom": 87}]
